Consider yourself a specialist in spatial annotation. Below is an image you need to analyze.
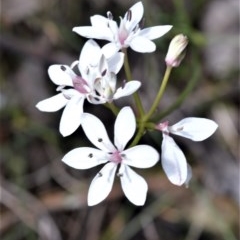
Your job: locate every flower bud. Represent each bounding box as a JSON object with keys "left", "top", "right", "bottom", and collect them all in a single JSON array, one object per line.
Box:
[{"left": 165, "top": 34, "right": 188, "bottom": 67}]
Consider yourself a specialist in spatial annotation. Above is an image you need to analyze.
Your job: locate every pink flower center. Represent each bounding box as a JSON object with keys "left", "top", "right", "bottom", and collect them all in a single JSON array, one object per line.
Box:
[
  {"left": 156, "top": 121, "right": 169, "bottom": 134},
  {"left": 110, "top": 151, "right": 123, "bottom": 164},
  {"left": 72, "top": 76, "right": 90, "bottom": 94}
]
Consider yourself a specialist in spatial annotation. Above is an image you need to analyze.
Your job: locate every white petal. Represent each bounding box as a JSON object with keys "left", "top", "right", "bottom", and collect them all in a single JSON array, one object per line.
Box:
[
  {"left": 139, "top": 25, "right": 172, "bottom": 40},
  {"left": 79, "top": 40, "right": 101, "bottom": 78},
  {"left": 60, "top": 95, "right": 84, "bottom": 136},
  {"left": 90, "top": 15, "right": 109, "bottom": 27},
  {"left": 113, "top": 81, "right": 141, "bottom": 99},
  {"left": 130, "top": 36, "right": 156, "bottom": 53},
  {"left": 124, "top": 2, "right": 143, "bottom": 32},
  {"left": 48, "top": 65, "right": 74, "bottom": 86},
  {"left": 62, "top": 147, "right": 109, "bottom": 169},
  {"left": 114, "top": 107, "right": 136, "bottom": 151},
  {"left": 161, "top": 134, "right": 188, "bottom": 186},
  {"left": 88, "top": 162, "right": 117, "bottom": 206},
  {"left": 119, "top": 164, "right": 147, "bottom": 206},
  {"left": 122, "top": 145, "right": 159, "bottom": 168},
  {"left": 107, "top": 52, "right": 124, "bottom": 74},
  {"left": 81, "top": 113, "right": 116, "bottom": 152},
  {"left": 36, "top": 93, "right": 68, "bottom": 112},
  {"left": 169, "top": 117, "right": 218, "bottom": 141},
  {"left": 73, "top": 26, "right": 113, "bottom": 42},
  {"left": 102, "top": 43, "right": 120, "bottom": 59}
]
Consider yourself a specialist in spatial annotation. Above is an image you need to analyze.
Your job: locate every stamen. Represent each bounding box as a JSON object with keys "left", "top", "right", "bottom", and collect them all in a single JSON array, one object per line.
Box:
[
  {"left": 86, "top": 66, "right": 90, "bottom": 75},
  {"left": 56, "top": 85, "right": 65, "bottom": 91},
  {"left": 139, "top": 18, "right": 145, "bottom": 29},
  {"left": 98, "top": 172, "right": 103, "bottom": 177},
  {"left": 98, "top": 138, "right": 103, "bottom": 142},
  {"left": 61, "top": 65, "right": 66, "bottom": 71},
  {"left": 107, "top": 11, "right": 113, "bottom": 20},
  {"left": 121, "top": 80, "right": 126, "bottom": 89},
  {"left": 117, "top": 173, "right": 123, "bottom": 177},
  {"left": 88, "top": 153, "right": 93, "bottom": 158},
  {"left": 176, "top": 126, "right": 184, "bottom": 131},
  {"left": 127, "top": 10, "right": 132, "bottom": 21},
  {"left": 101, "top": 69, "right": 107, "bottom": 77},
  {"left": 62, "top": 92, "right": 72, "bottom": 100}
]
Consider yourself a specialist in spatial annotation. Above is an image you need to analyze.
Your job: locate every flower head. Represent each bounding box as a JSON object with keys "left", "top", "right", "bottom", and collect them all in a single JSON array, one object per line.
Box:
[
  {"left": 73, "top": 2, "right": 172, "bottom": 55},
  {"left": 156, "top": 117, "right": 218, "bottom": 186},
  {"left": 36, "top": 40, "right": 140, "bottom": 136},
  {"left": 62, "top": 107, "right": 159, "bottom": 206},
  {"left": 165, "top": 34, "right": 188, "bottom": 67}
]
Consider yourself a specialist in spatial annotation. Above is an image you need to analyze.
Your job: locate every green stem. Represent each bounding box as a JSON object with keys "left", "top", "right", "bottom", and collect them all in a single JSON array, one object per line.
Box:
[
  {"left": 104, "top": 102, "right": 120, "bottom": 116},
  {"left": 122, "top": 48, "right": 145, "bottom": 117},
  {"left": 144, "top": 65, "right": 172, "bottom": 121},
  {"left": 152, "top": 62, "right": 200, "bottom": 121},
  {"left": 129, "top": 65, "right": 172, "bottom": 148}
]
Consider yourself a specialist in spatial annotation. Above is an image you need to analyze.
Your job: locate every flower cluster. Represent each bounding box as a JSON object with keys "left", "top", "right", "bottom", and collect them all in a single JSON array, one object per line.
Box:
[{"left": 36, "top": 2, "right": 218, "bottom": 206}]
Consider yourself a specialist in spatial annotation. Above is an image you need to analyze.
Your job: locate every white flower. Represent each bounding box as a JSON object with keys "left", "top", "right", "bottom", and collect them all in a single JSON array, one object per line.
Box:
[
  {"left": 93, "top": 53, "right": 141, "bottom": 102},
  {"left": 62, "top": 107, "right": 159, "bottom": 206},
  {"left": 36, "top": 40, "right": 140, "bottom": 136},
  {"left": 156, "top": 118, "right": 218, "bottom": 186},
  {"left": 73, "top": 1, "right": 172, "bottom": 55}
]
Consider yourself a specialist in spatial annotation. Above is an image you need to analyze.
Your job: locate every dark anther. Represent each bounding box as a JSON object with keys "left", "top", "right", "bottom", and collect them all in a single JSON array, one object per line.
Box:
[
  {"left": 121, "top": 153, "right": 126, "bottom": 158},
  {"left": 61, "top": 65, "right": 66, "bottom": 71},
  {"left": 117, "top": 173, "right": 123, "bottom": 177},
  {"left": 94, "top": 97, "right": 100, "bottom": 101},
  {"left": 86, "top": 67, "right": 90, "bottom": 75},
  {"left": 107, "top": 11, "right": 113, "bottom": 20},
  {"left": 121, "top": 80, "right": 126, "bottom": 89},
  {"left": 88, "top": 153, "right": 93, "bottom": 158},
  {"left": 127, "top": 10, "right": 132, "bottom": 21},
  {"left": 98, "top": 138, "right": 103, "bottom": 142},
  {"left": 98, "top": 172, "right": 103, "bottom": 177},
  {"left": 139, "top": 18, "right": 145, "bottom": 29},
  {"left": 101, "top": 69, "right": 107, "bottom": 77}
]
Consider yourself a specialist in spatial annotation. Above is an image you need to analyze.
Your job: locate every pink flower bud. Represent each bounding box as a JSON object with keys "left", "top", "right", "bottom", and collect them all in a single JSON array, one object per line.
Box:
[{"left": 165, "top": 34, "right": 188, "bottom": 67}]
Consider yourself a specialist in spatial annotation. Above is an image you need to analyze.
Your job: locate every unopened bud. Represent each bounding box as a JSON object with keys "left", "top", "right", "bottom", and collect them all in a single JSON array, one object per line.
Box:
[{"left": 165, "top": 34, "right": 188, "bottom": 67}]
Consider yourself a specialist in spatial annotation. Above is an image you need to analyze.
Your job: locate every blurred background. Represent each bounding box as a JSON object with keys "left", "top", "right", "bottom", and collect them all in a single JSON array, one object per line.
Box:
[{"left": 0, "top": 0, "right": 239, "bottom": 239}]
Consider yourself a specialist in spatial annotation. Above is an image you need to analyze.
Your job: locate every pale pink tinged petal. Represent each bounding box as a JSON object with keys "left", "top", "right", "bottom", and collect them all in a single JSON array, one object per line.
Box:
[
  {"left": 48, "top": 65, "right": 74, "bottom": 86},
  {"left": 107, "top": 52, "right": 124, "bottom": 74},
  {"left": 59, "top": 95, "right": 84, "bottom": 137},
  {"left": 161, "top": 134, "right": 188, "bottom": 186},
  {"left": 102, "top": 43, "right": 120, "bottom": 59},
  {"left": 113, "top": 81, "right": 141, "bottom": 99},
  {"left": 122, "top": 145, "right": 159, "bottom": 168},
  {"left": 139, "top": 25, "right": 173, "bottom": 40},
  {"left": 119, "top": 164, "right": 147, "bottom": 206},
  {"left": 124, "top": 2, "right": 144, "bottom": 32},
  {"left": 81, "top": 113, "right": 116, "bottom": 152},
  {"left": 114, "top": 107, "right": 136, "bottom": 151},
  {"left": 130, "top": 36, "right": 156, "bottom": 53},
  {"left": 73, "top": 26, "right": 113, "bottom": 42},
  {"left": 88, "top": 162, "right": 117, "bottom": 206},
  {"left": 169, "top": 117, "right": 218, "bottom": 141},
  {"left": 62, "top": 147, "right": 109, "bottom": 169},
  {"left": 36, "top": 93, "right": 68, "bottom": 112},
  {"left": 79, "top": 40, "right": 101, "bottom": 77},
  {"left": 108, "top": 19, "right": 119, "bottom": 37}
]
